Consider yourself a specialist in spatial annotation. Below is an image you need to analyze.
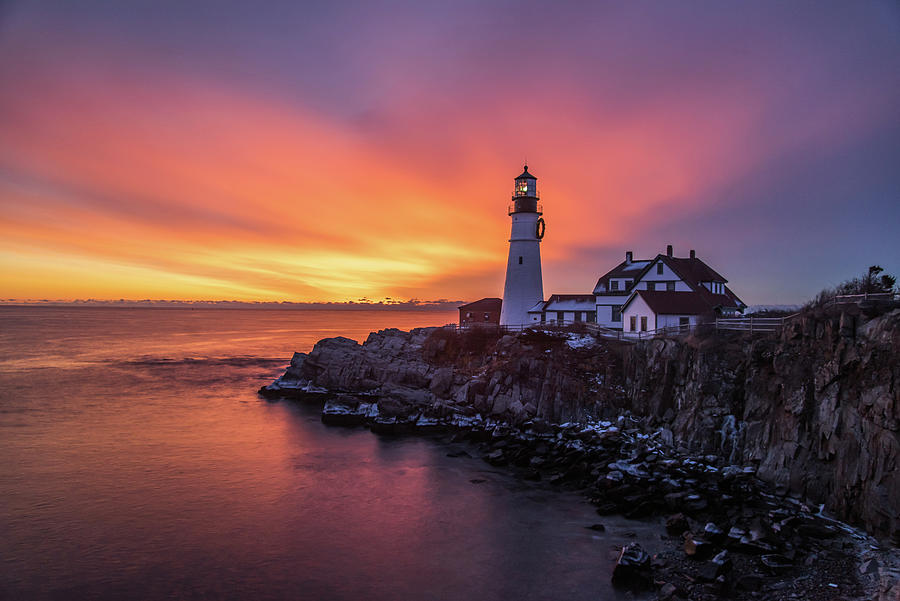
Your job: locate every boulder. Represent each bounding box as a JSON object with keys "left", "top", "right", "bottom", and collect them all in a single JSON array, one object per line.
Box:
[
  {"left": 683, "top": 534, "right": 715, "bottom": 560},
  {"left": 666, "top": 513, "right": 690, "bottom": 536},
  {"left": 321, "top": 399, "right": 365, "bottom": 427},
  {"left": 429, "top": 367, "right": 454, "bottom": 398},
  {"left": 760, "top": 554, "right": 793, "bottom": 575},
  {"left": 611, "top": 543, "right": 652, "bottom": 590},
  {"left": 697, "top": 550, "right": 732, "bottom": 581}
]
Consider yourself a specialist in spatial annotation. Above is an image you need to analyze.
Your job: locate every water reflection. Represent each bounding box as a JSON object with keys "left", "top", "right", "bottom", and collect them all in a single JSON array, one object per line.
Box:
[{"left": 0, "top": 308, "right": 659, "bottom": 600}]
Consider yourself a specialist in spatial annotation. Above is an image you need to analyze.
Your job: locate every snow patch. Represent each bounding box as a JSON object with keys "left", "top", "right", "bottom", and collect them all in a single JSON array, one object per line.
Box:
[{"left": 565, "top": 333, "right": 596, "bottom": 349}]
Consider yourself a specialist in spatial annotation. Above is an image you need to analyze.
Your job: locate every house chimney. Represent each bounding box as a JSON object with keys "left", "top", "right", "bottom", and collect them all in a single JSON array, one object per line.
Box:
[
  {"left": 689, "top": 249, "right": 696, "bottom": 259},
  {"left": 666, "top": 244, "right": 673, "bottom": 257},
  {"left": 625, "top": 251, "right": 633, "bottom": 264}
]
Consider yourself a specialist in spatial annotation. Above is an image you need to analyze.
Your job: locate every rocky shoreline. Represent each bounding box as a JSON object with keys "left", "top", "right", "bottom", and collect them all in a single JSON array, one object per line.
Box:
[{"left": 259, "top": 316, "right": 900, "bottom": 600}]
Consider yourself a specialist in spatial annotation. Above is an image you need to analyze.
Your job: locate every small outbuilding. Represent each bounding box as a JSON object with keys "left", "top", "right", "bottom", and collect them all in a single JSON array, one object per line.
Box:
[{"left": 458, "top": 297, "right": 502, "bottom": 327}]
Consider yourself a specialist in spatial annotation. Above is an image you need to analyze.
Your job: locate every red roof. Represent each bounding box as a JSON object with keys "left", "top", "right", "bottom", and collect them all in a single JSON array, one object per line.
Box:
[
  {"left": 458, "top": 297, "right": 502, "bottom": 311},
  {"left": 644, "top": 254, "right": 745, "bottom": 310},
  {"left": 661, "top": 256, "right": 727, "bottom": 285},
  {"left": 626, "top": 290, "right": 713, "bottom": 315},
  {"left": 694, "top": 285, "right": 744, "bottom": 310}
]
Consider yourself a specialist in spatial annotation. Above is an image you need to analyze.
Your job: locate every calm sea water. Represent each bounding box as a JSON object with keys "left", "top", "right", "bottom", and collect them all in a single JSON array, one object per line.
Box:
[{"left": 0, "top": 307, "right": 659, "bottom": 601}]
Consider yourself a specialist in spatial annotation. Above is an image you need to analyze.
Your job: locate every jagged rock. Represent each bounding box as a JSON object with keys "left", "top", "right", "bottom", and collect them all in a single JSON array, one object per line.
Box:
[
  {"left": 683, "top": 534, "right": 715, "bottom": 559},
  {"left": 796, "top": 521, "right": 838, "bottom": 540},
  {"left": 657, "top": 582, "right": 680, "bottom": 599},
  {"left": 262, "top": 308, "right": 900, "bottom": 543},
  {"left": 370, "top": 415, "right": 406, "bottom": 435},
  {"left": 611, "top": 543, "right": 653, "bottom": 590},
  {"left": 759, "top": 554, "right": 793, "bottom": 575},
  {"left": 621, "top": 309, "right": 900, "bottom": 541},
  {"left": 595, "top": 503, "right": 618, "bottom": 515},
  {"left": 321, "top": 398, "right": 365, "bottom": 427},
  {"left": 485, "top": 449, "right": 507, "bottom": 466},
  {"left": 859, "top": 558, "right": 879, "bottom": 575},
  {"left": 429, "top": 367, "right": 454, "bottom": 398},
  {"left": 703, "top": 522, "right": 726, "bottom": 544},
  {"left": 698, "top": 550, "right": 732, "bottom": 582},
  {"left": 666, "top": 513, "right": 690, "bottom": 536}
]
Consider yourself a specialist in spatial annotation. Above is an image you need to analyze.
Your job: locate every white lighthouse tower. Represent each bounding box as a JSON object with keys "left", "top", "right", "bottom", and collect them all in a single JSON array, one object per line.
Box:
[{"left": 500, "top": 166, "right": 545, "bottom": 326}]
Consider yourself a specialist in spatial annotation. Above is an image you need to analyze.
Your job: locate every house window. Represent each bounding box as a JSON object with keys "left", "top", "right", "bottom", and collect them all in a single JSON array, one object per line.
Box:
[
  {"left": 574, "top": 311, "right": 582, "bottom": 322},
  {"left": 612, "top": 306, "right": 622, "bottom": 322},
  {"left": 610, "top": 280, "right": 619, "bottom": 291},
  {"left": 667, "top": 281, "right": 675, "bottom": 291},
  {"left": 518, "top": 256, "right": 523, "bottom": 265},
  {"left": 624, "top": 279, "right": 632, "bottom": 289},
  {"left": 466, "top": 312, "right": 472, "bottom": 318},
  {"left": 679, "top": 317, "right": 689, "bottom": 326},
  {"left": 556, "top": 311, "right": 564, "bottom": 322},
  {"left": 483, "top": 313, "right": 490, "bottom": 321},
  {"left": 647, "top": 282, "right": 656, "bottom": 291},
  {"left": 657, "top": 263, "right": 664, "bottom": 275},
  {"left": 586, "top": 312, "right": 596, "bottom": 323},
  {"left": 630, "top": 315, "right": 636, "bottom": 331},
  {"left": 640, "top": 316, "right": 648, "bottom": 331}
]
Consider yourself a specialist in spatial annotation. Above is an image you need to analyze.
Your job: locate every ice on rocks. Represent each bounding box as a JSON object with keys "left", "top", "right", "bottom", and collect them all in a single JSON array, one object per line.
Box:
[{"left": 565, "top": 333, "right": 596, "bottom": 349}]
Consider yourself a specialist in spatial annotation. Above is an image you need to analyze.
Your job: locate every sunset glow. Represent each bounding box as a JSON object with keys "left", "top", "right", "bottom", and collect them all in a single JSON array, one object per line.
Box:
[{"left": 1, "top": 2, "right": 898, "bottom": 304}]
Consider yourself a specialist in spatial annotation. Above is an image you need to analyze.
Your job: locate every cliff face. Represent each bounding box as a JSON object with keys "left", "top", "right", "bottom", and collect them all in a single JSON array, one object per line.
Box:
[
  {"left": 264, "top": 309, "right": 899, "bottom": 542},
  {"left": 621, "top": 309, "right": 900, "bottom": 542},
  {"left": 270, "top": 327, "right": 624, "bottom": 425}
]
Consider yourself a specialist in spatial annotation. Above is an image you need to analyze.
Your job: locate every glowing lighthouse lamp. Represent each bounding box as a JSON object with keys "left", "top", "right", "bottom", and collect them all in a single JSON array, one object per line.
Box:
[{"left": 500, "top": 166, "right": 545, "bottom": 326}]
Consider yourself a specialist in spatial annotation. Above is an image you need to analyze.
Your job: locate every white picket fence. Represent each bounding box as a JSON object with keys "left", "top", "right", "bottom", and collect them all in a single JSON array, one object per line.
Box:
[{"left": 713, "top": 315, "right": 796, "bottom": 333}]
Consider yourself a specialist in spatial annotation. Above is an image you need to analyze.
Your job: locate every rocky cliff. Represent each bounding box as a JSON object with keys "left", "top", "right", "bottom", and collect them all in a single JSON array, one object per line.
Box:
[
  {"left": 262, "top": 309, "right": 899, "bottom": 544},
  {"left": 260, "top": 309, "right": 900, "bottom": 599},
  {"left": 265, "top": 326, "right": 624, "bottom": 424},
  {"left": 620, "top": 307, "right": 900, "bottom": 543}
]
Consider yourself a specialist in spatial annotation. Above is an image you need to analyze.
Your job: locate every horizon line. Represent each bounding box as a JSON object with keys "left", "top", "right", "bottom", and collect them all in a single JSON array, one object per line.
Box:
[{"left": 0, "top": 298, "right": 467, "bottom": 310}]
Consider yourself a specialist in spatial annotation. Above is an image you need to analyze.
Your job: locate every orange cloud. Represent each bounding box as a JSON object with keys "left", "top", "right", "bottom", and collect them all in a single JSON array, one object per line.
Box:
[{"left": 1, "top": 29, "right": 893, "bottom": 303}]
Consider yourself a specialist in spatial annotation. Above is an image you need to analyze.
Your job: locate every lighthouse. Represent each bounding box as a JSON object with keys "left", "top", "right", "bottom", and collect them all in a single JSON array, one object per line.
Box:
[{"left": 500, "top": 166, "right": 545, "bottom": 326}]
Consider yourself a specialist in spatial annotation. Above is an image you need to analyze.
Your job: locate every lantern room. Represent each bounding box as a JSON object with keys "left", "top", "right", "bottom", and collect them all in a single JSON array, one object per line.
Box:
[
  {"left": 513, "top": 166, "right": 538, "bottom": 199},
  {"left": 510, "top": 165, "right": 541, "bottom": 214}
]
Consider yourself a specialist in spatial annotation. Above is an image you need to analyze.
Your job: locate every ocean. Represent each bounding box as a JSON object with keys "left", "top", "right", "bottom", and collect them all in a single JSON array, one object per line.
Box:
[{"left": 0, "top": 306, "right": 657, "bottom": 600}]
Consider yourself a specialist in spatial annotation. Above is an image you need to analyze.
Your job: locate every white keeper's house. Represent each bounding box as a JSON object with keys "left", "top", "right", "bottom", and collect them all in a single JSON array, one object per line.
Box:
[{"left": 528, "top": 245, "right": 746, "bottom": 332}]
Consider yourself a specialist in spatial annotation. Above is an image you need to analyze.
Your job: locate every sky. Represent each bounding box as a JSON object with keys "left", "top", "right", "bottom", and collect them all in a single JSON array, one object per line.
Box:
[{"left": 0, "top": 1, "right": 898, "bottom": 305}]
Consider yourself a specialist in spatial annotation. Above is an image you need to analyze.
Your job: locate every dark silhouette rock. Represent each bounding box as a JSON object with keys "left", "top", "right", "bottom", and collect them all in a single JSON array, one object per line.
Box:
[
  {"left": 760, "top": 554, "right": 793, "bottom": 575},
  {"left": 683, "top": 533, "right": 715, "bottom": 559},
  {"left": 611, "top": 543, "right": 652, "bottom": 590},
  {"left": 621, "top": 309, "right": 900, "bottom": 540},
  {"left": 666, "top": 513, "right": 690, "bottom": 536}
]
